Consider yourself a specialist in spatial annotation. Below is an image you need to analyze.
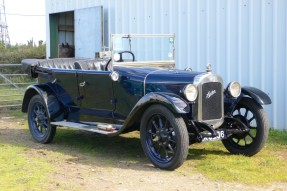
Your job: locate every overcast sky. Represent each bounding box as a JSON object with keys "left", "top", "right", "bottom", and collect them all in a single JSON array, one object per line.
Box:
[{"left": 4, "top": 0, "right": 46, "bottom": 45}]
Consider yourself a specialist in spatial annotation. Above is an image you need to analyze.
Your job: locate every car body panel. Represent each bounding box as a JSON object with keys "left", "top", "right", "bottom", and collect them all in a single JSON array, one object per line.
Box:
[
  {"left": 114, "top": 92, "right": 190, "bottom": 135},
  {"left": 241, "top": 86, "right": 272, "bottom": 105},
  {"left": 77, "top": 70, "right": 115, "bottom": 123},
  {"left": 22, "top": 84, "right": 63, "bottom": 120},
  {"left": 224, "top": 86, "right": 272, "bottom": 116}
]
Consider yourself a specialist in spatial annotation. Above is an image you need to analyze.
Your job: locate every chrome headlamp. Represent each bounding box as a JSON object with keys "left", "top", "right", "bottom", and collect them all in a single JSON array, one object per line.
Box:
[
  {"left": 227, "top": 81, "right": 241, "bottom": 98},
  {"left": 184, "top": 84, "right": 198, "bottom": 102}
]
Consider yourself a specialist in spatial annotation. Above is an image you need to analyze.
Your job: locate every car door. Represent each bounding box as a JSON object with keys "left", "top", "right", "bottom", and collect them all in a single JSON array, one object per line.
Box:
[
  {"left": 51, "top": 70, "right": 81, "bottom": 120},
  {"left": 77, "top": 70, "right": 115, "bottom": 123}
]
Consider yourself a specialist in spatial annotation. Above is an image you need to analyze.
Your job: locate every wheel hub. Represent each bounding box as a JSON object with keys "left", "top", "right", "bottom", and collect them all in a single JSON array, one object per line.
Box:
[
  {"left": 234, "top": 115, "right": 248, "bottom": 125},
  {"left": 156, "top": 130, "right": 168, "bottom": 143},
  {"left": 34, "top": 109, "right": 46, "bottom": 127},
  {"left": 36, "top": 113, "right": 44, "bottom": 123},
  {"left": 233, "top": 115, "right": 250, "bottom": 139}
]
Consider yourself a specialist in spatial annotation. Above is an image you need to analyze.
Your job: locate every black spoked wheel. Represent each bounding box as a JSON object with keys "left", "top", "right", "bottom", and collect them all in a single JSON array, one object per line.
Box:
[
  {"left": 146, "top": 114, "right": 176, "bottom": 163},
  {"left": 140, "top": 105, "right": 189, "bottom": 170},
  {"left": 28, "top": 95, "right": 56, "bottom": 144},
  {"left": 222, "top": 98, "right": 269, "bottom": 156}
]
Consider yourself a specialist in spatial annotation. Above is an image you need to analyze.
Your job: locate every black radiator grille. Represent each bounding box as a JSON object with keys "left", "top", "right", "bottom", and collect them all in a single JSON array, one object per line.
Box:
[{"left": 201, "top": 82, "right": 222, "bottom": 120}]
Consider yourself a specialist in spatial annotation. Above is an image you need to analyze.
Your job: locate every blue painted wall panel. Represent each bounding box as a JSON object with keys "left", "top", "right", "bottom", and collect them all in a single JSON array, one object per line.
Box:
[{"left": 46, "top": 0, "right": 287, "bottom": 130}]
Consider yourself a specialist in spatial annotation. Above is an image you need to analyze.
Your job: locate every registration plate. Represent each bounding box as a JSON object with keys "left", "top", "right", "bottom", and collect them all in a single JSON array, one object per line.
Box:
[{"left": 202, "top": 130, "right": 226, "bottom": 142}]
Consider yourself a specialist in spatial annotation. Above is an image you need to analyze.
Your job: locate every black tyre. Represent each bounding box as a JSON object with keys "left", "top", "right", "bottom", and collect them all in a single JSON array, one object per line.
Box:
[
  {"left": 28, "top": 95, "right": 56, "bottom": 144},
  {"left": 222, "top": 98, "right": 269, "bottom": 156},
  {"left": 140, "top": 105, "right": 189, "bottom": 170}
]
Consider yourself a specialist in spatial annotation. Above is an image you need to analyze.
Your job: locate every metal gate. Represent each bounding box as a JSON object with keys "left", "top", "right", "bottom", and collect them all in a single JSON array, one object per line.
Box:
[{"left": 0, "top": 64, "right": 36, "bottom": 109}]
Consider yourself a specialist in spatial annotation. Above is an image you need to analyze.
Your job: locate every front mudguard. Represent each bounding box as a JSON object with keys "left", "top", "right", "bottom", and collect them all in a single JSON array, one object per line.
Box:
[
  {"left": 224, "top": 86, "right": 272, "bottom": 115},
  {"left": 117, "top": 92, "right": 190, "bottom": 134}
]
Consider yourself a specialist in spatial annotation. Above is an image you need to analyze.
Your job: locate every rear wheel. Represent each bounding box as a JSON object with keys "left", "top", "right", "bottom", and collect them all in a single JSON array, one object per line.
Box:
[
  {"left": 222, "top": 98, "right": 269, "bottom": 156},
  {"left": 28, "top": 95, "right": 56, "bottom": 144},
  {"left": 140, "top": 105, "right": 189, "bottom": 170}
]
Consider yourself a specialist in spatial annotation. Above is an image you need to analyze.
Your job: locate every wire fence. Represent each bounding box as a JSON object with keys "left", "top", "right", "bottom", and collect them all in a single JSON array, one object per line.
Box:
[{"left": 0, "top": 64, "right": 36, "bottom": 109}]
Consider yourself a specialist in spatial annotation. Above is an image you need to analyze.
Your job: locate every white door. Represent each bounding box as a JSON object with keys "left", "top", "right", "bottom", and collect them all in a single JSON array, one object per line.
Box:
[{"left": 75, "top": 6, "right": 103, "bottom": 58}]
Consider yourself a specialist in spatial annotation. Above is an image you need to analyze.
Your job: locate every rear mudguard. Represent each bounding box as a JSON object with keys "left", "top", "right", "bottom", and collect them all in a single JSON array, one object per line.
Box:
[
  {"left": 115, "top": 92, "right": 190, "bottom": 135},
  {"left": 22, "top": 84, "right": 62, "bottom": 120},
  {"left": 225, "top": 86, "right": 272, "bottom": 115}
]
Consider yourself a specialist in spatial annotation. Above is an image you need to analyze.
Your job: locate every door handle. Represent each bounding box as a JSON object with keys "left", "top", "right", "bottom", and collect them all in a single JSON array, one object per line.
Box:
[{"left": 79, "top": 81, "right": 86, "bottom": 87}]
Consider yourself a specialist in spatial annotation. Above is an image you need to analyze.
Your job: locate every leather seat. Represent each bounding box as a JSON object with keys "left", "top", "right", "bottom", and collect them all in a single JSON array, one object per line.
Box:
[
  {"left": 38, "top": 58, "right": 82, "bottom": 69},
  {"left": 38, "top": 58, "right": 109, "bottom": 71},
  {"left": 74, "top": 59, "right": 107, "bottom": 71}
]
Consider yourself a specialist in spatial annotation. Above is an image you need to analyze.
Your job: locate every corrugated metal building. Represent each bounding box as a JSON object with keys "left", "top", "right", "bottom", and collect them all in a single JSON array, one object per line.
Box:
[{"left": 45, "top": 0, "right": 287, "bottom": 130}]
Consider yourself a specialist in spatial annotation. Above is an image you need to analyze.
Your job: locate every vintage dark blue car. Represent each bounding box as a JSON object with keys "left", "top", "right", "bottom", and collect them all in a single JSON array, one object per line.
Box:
[{"left": 22, "top": 34, "right": 271, "bottom": 170}]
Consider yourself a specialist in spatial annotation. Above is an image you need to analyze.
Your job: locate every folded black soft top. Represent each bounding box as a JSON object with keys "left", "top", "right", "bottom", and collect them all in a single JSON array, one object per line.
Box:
[
  {"left": 21, "top": 58, "right": 110, "bottom": 77},
  {"left": 21, "top": 58, "right": 84, "bottom": 77},
  {"left": 21, "top": 59, "right": 45, "bottom": 77}
]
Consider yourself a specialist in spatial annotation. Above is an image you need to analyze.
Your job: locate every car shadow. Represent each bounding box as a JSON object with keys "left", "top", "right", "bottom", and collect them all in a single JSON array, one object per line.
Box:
[
  {"left": 0, "top": 127, "right": 230, "bottom": 171},
  {"left": 187, "top": 148, "right": 229, "bottom": 160}
]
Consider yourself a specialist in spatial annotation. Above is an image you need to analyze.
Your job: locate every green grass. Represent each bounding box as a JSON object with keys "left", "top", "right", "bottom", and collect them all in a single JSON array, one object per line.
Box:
[
  {"left": 1, "top": 109, "right": 287, "bottom": 188},
  {"left": 4, "top": 108, "right": 27, "bottom": 118},
  {"left": 0, "top": 80, "right": 35, "bottom": 106},
  {"left": 182, "top": 129, "right": 287, "bottom": 184},
  {"left": 268, "top": 129, "right": 287, "bottom": 148},
  {"left": 0, "top": 144, "right": 55, "bottom": 190},
  {"left": 0, "top": 110, "right": 54, "bottom": 190},
  {"left": 182, "top": 130, "right": 287, "bottom": 184}
]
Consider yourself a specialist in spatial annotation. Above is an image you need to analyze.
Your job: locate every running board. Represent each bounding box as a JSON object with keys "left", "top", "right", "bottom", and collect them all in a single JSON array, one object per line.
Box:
[{"left": 50, "top": 121, "right": 122, "bottom": 135}]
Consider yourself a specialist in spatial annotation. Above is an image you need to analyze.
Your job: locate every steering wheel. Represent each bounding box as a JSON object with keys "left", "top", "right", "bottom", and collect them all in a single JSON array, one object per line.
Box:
[
  {"left": 117, "top": 51, "right": 135, "bottom": 62},
  {"left": 105, "top": 51, "right": 135, "bottom": 71},
  {"left": 105, "top": 58, "right": 112, "bottom": 71}
]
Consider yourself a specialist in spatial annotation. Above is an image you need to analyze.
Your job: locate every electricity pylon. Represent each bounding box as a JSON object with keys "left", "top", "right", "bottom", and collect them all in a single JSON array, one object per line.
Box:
[{"left": 0, "top": 0, "right": 10, "bottom": 45}]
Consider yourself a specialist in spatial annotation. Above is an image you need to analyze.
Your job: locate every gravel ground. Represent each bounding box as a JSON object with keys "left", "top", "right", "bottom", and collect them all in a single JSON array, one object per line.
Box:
[{"left": 0, "top": 114, "right": 286, "bottom": 191}]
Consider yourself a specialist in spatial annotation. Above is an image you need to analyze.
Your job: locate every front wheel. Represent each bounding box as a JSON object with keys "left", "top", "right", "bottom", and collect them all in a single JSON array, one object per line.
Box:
[
  {"left": 28, "top": 95, "right": 56, "bottom": 144},
  {"left": 140, "top": 105, "right": 189, "bottom": 170},
  {"left": 222, "top": 98, "right": 269, "bottom": 156}
]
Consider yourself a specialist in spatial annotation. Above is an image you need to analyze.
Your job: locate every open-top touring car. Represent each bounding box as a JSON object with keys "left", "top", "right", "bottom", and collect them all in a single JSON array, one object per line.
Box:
[{"left": 22, "top": 34, "right": 271, "bottom": 170}]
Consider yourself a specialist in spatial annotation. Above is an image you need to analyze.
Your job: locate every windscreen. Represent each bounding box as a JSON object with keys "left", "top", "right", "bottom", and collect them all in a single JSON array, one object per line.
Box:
[{"left": 112, "top": 35, "right": 175, "bottom": 62}]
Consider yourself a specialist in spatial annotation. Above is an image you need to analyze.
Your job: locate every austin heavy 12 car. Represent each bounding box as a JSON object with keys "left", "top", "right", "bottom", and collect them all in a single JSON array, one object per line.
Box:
[{"left": 21, "top": 34, "right": 271, "bottom": 170}]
